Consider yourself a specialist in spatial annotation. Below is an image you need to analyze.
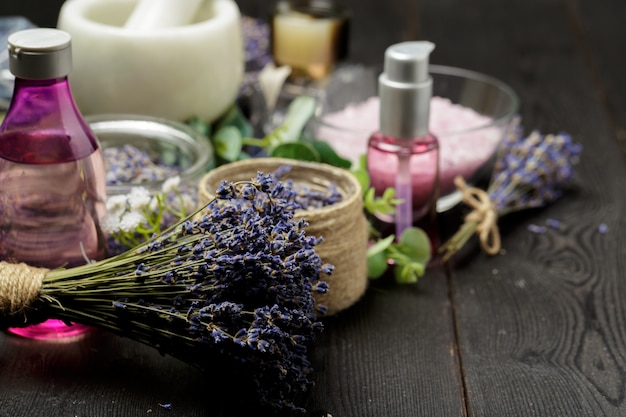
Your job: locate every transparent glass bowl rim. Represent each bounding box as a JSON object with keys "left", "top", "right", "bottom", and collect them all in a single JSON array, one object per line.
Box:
[
  {"left": 87, "top": 113, "right": 213, "bottom": 194},
  {"left": 313, "top": 64, "right": 521, "bottom": 136}
]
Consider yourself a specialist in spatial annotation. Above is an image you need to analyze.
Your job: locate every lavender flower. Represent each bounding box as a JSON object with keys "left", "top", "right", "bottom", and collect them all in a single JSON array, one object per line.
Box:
[
  {"left": 546, "top": 218, "right": 561, "bottom": 229},
  {"left": 240, "top": 16, "right": 272, "bottom": 96},
  {"left": 527, "top": 224, "right": 547, "bottom": 234},
  {"left": 242, "top": 16, "right": 271, "bottom": 72},
  {"left": 271, "top": 165, "right": 343, "bottom": 210},
  {"left": 489, "top": 129, "right": 582, "bottom": 216},
  {"left": 103, "top": 144, "right": 181, "bottom": 185},
  {"left": 440, "top": 121, "right": 582, "bottom": 260},
  {"left": 31, "top": 172, "right": 332, "bottom": 414}
]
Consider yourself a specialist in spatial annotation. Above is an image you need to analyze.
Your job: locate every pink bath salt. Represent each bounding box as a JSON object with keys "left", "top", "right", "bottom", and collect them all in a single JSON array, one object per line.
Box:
[{"left": 315, "top": 96, "right": 503, "bottom": 195}]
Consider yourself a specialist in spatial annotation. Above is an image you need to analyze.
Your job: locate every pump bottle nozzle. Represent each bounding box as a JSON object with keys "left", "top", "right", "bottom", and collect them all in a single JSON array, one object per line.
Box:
[{"left": 379, "top": 41, "right": 435, "bottom": 140}]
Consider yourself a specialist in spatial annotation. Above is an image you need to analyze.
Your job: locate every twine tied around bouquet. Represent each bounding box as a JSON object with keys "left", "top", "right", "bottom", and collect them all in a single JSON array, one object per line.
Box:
[
  {"left": 455, "top": 176, "right": 501, "bottom": 255},
  {"left": 0, "top": 261, "right": 48, "bottom": 326}
]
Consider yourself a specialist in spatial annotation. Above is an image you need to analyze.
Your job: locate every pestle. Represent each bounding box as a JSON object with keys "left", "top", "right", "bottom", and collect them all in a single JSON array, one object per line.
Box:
[{"left": 124, "top": 0, "right": 206, "bottom": 30}]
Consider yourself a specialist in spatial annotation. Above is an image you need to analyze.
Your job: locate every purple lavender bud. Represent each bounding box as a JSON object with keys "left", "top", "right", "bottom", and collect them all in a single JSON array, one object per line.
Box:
[
  {"left": 546, "top": 218, "right": 561, "bottom": 229},
  {"left": 527, "top": 224, "right": 547, "bottom": 234}
]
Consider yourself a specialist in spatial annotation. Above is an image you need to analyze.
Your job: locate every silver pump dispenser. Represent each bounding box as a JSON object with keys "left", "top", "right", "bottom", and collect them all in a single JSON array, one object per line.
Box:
[
  {"left": 8, "top": 28, "right": 73, "bottom": 80},
  {"left": 378, "top": 41, "right": 435, "bottom": 139}
]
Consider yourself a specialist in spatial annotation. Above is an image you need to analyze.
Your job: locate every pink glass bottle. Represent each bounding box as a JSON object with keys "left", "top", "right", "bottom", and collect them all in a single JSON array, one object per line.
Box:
[
  {"left": 0, "top": 28, "right": 107, "bottom": 340},
  {"left": 367, "top": 41, "right": 440, "bottom": 248}
]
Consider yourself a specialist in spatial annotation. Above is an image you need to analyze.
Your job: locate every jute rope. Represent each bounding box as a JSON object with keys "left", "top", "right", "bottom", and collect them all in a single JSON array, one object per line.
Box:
[
  {"left": 455, "top": 176, "right": 501, "bottom": 255},
  {"left": 298, "top": 182, "right": 369, "bottom": 315},
  {"left": 199, "top": 158, "right": 369, "bottom": 315},
  {"left": 0, "top": 261, "right": 48, "bottom": 326}
]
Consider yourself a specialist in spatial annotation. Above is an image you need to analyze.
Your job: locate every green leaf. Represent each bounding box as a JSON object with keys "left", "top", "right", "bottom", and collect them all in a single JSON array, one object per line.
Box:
[
  {"left": 363, "top": 187, "right": 377, "bottom": 214},
  {"left": 216, "top": 105, "right": 253, "bottom": 138},
  {"left": 382, "top": 187, "right": 397, "bottom": 202},
  {"left": 367, "top": 234, "right": 395, "bottom": 257},
  {"left": 187, "top": 116, "right": 211, "bottom": 138},
  {"left": 351, "top": 169, "right": 370, "bottom": 193},
  {"left": 357, "top": 154, "right": 368, "bottom": 171},
  {"left": 237, "top": 151, "right": 252, "bottom": 161},
  {"left": 384, "top": 227, "right": 431, "bottom": 284},
  {"left": 366, "top": 234, "right": 395, "bottom": 279},
  {"left": 367, "top": 250, "right": 389, "bottom": 279},
  {"left": 310, "top": 140, "right": 352, "bottom": 168},
  {"left": 386, "top": 247, "right": 411, "bottom": 266},
  {"left": 396, "top": 227, "right": 431, "bottom": 264},
  {"left": 280, "top": 96, "right": 317, "bottom": 143},
  {"left": 269, "top": 142, "right": 320, "bottom": 162},
  {"left": 213, "top": 126, "right": 243, "bottom": 162},
  {"left": 363, "top": 187, "right": 398, "bottom": 216},
  {"left": 394, "top": 262, "right": 424, "bottom": 284}
]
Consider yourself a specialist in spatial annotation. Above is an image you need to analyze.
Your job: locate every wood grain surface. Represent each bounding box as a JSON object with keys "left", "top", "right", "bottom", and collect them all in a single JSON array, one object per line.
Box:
[
  {"left": 1, "top": 0, "right": 625, "bottom": 416},
  {"left": 422, "top": 0, "right": 626, "bottom": 416}
]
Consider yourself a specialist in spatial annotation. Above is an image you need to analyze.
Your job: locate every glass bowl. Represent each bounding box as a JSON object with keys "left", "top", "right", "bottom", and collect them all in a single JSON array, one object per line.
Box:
[
  {"left": 87, "top": 114, "right": 214, "bottom": 196},
  {"left": 308, "top": 64, "right": 520, "bottom": 212}
]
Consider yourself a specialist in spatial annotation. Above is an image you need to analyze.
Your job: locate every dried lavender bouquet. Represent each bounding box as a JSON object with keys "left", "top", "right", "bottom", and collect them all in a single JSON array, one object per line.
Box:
[
  {"left": 0, "top": 172, "right": 332, "bottom": 415},
  {"left": 440, "top": 121, "right": 582, "bottom": 261}
]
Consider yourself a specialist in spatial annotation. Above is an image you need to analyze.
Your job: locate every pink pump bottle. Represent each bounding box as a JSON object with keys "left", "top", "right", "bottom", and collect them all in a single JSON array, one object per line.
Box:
[
  {"left": 367, "top": 41, "right": 440, "bottom": 246},
  {"left": 0, "top": 28, "right": 107, "bottom": 340}
]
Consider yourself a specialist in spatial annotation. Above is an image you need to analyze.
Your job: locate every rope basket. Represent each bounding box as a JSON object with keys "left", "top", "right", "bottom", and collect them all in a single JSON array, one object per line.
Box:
[{"left": 198, "top": 158, "right": 369, "bottom": 316}]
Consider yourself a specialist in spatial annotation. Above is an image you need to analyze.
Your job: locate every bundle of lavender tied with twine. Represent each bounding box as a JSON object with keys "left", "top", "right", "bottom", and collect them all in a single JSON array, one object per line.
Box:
[
  {"left": 0, "top": 172, "right": 332, "bottom": 415},
  {"left": 440, "top": 119, "right": 583, "bottom": 260}
]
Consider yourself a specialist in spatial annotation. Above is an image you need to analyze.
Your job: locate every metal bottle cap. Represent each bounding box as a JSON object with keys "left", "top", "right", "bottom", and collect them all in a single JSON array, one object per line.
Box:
[
  {"left": 8, "top": 28, "right": 73, "bottom": 80},
  {"left": 379, "top": 41, "right": 435, "bottom": 139}
]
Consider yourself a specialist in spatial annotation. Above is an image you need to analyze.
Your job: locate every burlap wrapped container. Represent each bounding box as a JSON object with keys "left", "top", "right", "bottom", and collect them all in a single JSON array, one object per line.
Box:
[{"left": 198, "top": 158, "right": 368, "bottom": 315}]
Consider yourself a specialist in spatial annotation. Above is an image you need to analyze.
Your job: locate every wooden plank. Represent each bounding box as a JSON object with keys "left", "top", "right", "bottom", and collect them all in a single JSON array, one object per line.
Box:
[
  {"left": 0, "top": 331, "right": 221, "bottom": 417},
  {"left": 565, "top": 0, "right": 626, "bottom": 155},
  {"left": 0, "top": 279, "right": 464, "bottom": 417},
  {"left": 306, "top": 270, "right": 465, "bottom": 417},
  {"left": 420, "top": 0, "right": 626, "bottom": 415}
]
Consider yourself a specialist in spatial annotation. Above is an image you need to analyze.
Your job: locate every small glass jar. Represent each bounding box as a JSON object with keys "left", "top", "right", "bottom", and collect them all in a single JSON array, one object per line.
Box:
[
  {"left": 87, "top": 114, "right": 214, "bottom": 196},
  {"left": 271, "top": 0, "right": 350, "bottom": 80}
]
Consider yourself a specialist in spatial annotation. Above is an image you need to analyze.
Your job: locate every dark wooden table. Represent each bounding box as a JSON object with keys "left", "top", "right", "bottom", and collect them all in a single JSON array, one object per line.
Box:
[{"left": 2, "top": 0, "right": 626, "bottom": 416}]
